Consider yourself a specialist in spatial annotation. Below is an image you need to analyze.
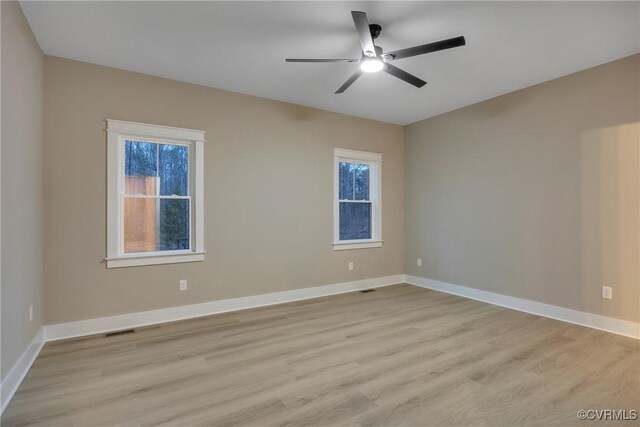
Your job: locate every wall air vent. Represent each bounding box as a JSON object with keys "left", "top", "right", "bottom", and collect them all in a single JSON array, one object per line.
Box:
[{"left": 104, "top": 329, "right": 135, "bottom": 338}]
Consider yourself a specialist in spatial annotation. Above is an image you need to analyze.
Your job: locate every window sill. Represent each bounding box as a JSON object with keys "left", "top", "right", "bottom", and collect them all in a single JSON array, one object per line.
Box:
[
  {"left": 333, "top": 241, "right": 383, "bottom": 251},
  {"left": 106, "top": 252, "right": 205, "bottom": 268}
]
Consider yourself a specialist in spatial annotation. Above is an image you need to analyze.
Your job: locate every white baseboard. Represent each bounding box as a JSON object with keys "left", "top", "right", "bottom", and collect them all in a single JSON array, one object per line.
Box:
[
  {"left": 1, "top": 327, "right": 45, "bottom": 414},
  {"left": 45, "top": 274, "right": 404, "bottom": 342},
  {"left": 405, "top": 274, "right": 640, "bottom": 340}
]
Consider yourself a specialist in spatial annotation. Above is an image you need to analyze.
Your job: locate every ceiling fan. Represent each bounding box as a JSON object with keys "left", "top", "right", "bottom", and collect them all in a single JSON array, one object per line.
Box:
[{"left": 286, "top": 11, "right": 466, "bottom": 94}]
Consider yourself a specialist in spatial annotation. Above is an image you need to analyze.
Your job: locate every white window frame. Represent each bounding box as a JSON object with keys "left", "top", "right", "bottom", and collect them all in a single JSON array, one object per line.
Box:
[
  {"left": 333, "top": 148, "right": 382, "bottom": 251},
  {"left": 106, "top": 119, "right": 205, "bottom": 268}
]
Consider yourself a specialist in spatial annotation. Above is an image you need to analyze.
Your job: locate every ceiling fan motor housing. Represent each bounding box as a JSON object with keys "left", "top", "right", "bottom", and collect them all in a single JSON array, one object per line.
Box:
[{"left": 369, "top": 24, "right": 382, "bottom": 40}]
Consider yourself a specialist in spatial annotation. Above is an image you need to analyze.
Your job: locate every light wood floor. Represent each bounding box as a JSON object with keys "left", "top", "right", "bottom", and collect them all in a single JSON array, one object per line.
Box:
[{"left": 3, "top": 284, "right": 638, "bottom": 426}]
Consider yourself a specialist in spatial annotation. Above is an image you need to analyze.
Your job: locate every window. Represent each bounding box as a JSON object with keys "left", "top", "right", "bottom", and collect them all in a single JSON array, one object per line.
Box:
[
  {"left": 334, "top": 148, "right": 382, "bottom": 250},
  {"left": 106, "top": 120, "right": 205, "bottom": 268}
]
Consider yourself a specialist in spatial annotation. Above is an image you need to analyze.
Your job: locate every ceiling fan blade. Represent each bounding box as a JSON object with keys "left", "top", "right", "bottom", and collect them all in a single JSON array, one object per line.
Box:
[
  {"left": 351, "top": 11, "right": 376, "bottom": 57},
  {"left": 286, "top": 58, "right": 360, "bottom": 63},
  {"left": 335, "top": 70, "right": 363, "bottom": 94},
  {"left": 387, "top": 36, "right": 466, "bottom": 60},
  {"left": 384, "top": 63, "right": 426, "bottom": 88}
]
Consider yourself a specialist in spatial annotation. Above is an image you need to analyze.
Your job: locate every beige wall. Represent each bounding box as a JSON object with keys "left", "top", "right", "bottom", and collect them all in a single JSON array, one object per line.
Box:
[
  {"left": 43, "top": 57, "right": 404, "bottom": 324},
  {"left": 1, "top": 1, "right": 44, "bottom": 377},
  {"left": 405, "top": 54, "right": 639, "bottom": 323}
]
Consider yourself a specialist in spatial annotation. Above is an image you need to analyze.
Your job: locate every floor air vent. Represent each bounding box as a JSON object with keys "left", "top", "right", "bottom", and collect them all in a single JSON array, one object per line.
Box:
[
  {"left": 104, "top": 329, "right": 135, "bottom": 338},
  {"left": 360, "top": 289, "right": 376, "bottom": 293}
]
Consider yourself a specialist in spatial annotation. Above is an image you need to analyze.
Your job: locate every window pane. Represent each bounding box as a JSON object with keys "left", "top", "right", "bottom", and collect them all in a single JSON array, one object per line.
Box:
[
  {"left": 339, "top": 162, "right": 369, "bottom": 201},
  {"left": 339, "top": 162, "right": 353, "bottom": 200},
  {"left": 125, "top": 141, "right": 157, "bottom": 195},
  {"left": 124, "top": 198, "right": 190, "bottom": 253},
  {"left": 124, "top": 197, "right": 158, "bottom": 253},
  {"left": 354, "top": 164, "right": 370, "bottom": 200},
  {"left": 158, "top": 199, "right": 190, "bottom": 251},
  {"left": 159, "top": 144, "right": 189, "bottom": 196},
  {"left": 339, "top": 202, "right": 371, "bottom": 240}
]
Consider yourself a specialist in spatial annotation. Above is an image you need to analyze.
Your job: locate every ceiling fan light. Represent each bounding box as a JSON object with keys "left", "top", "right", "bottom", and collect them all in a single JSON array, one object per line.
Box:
[{"left": 360, "top": 58, "right": 384, "bottom": 73}]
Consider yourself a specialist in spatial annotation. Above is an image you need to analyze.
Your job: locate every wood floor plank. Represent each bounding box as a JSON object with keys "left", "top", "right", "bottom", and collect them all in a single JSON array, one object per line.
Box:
[{"left": 3, "top": 284, "right": 638, "bottom": 426}]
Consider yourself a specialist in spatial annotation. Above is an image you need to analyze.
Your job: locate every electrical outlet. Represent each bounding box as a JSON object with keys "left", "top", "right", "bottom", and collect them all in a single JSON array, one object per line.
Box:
[
  {"left": 29, "top": 305, "right": 33, "bottom": 322},
  {"left": 417, "top": 258, "right": 422, "bottom": 267},
  {"left": 601, "top": 286, "right": 612, "bottom": 300},
  {"left": 179, "top": 280, "right": 188, "bottom": 291},
  {"left": 348, "top": 262, "right": 354, "bottom": 271}
]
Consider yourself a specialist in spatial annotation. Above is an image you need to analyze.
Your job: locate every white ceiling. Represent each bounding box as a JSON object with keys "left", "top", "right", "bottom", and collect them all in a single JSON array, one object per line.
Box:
[{"left": 20, "top": 1, "right": 640, "bottom": 125}]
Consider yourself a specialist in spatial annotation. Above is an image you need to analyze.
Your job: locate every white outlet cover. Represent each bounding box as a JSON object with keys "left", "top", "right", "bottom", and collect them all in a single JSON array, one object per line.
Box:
[
  {"left": 348, "top": 262, "right": 354, "bottom": 271},
  {"left": 417, "top": 258, "right": 422, "bottom": 267},
  {"left": 180, "top": 280, "right": 188, "bottom": 291},
  {"left": 29, "top": 305, "right": 33, "bottom": 322},
  {"left": 602, "top": 286, "right": 612, "bottom": 300}
]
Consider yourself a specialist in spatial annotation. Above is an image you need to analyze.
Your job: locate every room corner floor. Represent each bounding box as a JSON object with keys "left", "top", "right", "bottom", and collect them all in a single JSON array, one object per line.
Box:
[{"left": 2, "top": 284, "right": 638, "bottom": 426}]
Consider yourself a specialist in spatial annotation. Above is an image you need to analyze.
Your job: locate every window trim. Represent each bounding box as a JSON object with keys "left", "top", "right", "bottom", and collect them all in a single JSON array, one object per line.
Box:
[
  {"left": 333, "top": 148, "right": 382, "bottom": 251},
  {"left": 106, "top": 119, "right": 205, "bottom": 268}
]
